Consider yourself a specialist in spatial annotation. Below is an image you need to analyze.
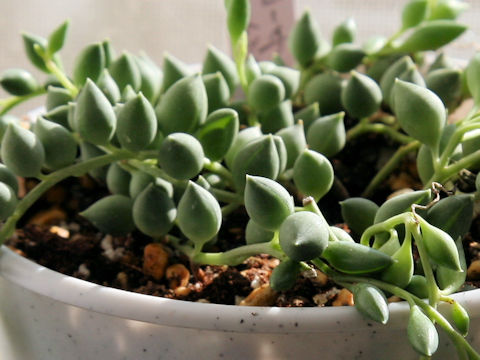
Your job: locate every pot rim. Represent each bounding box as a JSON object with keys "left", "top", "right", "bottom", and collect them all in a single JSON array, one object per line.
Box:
[{"left": 1, "top": 245, "right": 479, "bottom": 334}]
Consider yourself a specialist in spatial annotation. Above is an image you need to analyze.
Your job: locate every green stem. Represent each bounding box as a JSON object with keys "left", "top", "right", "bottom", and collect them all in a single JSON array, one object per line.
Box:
[
  {"left": 346, "top": 121, "right": 414, "bottom": 144},
  {"left": 45, "top": 59, "right": 78, "bottom": 98},
  {"left": 0, "top": 88, "right": 47, "bottom": 116},
  {"left": 0, "top": 150, "right": 134, "bottom": 245},
  {"left": 203, "top": 159, "right": 234, "bottom": 184},
  {"left": 360, "top": 213, "right": 411, "bottom": 246},
  {"left": 221, "top": 203, "right": 240, "bottom": 217},
  {"left": 438, "top": 122, "right": 480, "bottom": 170},
  {"left": 362, "top": 141, "right": 420, "bottom": 198},
  {"left": 192, "top": 241, "right": 285, "bottom": 266},
  {"left": 427, "top": 148, "right": 480, "bottom": 187},
  {"left": 209, "top": 187, "right": 243, "bottom": 204},
  {"left": 233, "top": 32, "right": 249, "bottom": 94},
  {"left": 301, "top": 197, "right": 340, "bottom": 242},
  {"left": 127, "top": 159, "right": 181, "bottom": 186}
]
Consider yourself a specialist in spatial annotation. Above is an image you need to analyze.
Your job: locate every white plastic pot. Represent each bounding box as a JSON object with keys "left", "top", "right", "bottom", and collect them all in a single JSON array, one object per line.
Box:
[{"left": 0, "top": 245, "right": 479, "bottom": 360}]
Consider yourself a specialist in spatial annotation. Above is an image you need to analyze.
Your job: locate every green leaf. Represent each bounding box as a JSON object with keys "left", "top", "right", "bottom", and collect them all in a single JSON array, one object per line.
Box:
[
  {"left": 416, "top": 145, "right": 435, "bottom": 185},
  {"left": 161, "top": 52, "right": 192, "bottom": 93},
  {"left": 33, "top": 117, "right": 77, "bottom": 170},
  {"left": 245, "top": 219, "right": 274, "bottom": 245},
  {"left": 321, "top": 241, "right": 393, "bottom": 274},
  {"left": 276, "top": 123, "right": 307, "bottom": 169},
  {"left": 245, "top": 54, "right": 261, "bottom": 85},
  {"left": 429, "top": 52, "right": 455, "bottom": 73},
  {"left": 116, "top": 93, "right": 157, "bottom": 152},
  {"left": 393, "top": 80, "right": 446, "bottom": 150},
  {"left": 0, "top": 164, "right": 19, "bottom": 194},
  {"left": 129, "top": 171, "right": 154, "bottom": 199},
  {"left": 341, "top": 71, "right": 382, "bottom": 119},
  {"left": 288, "top": 10, "right": 326, "bottom": 67},
  {"left": 22, "top": 33, "right": 48, "bottom": 72},
  {"left": 47, "top": 20, "right": 69, "bottom": 56},
  {"left": 401, "top": 0, "right": 429, "bottom": 29},
  {"left": 0, "top": 69, "right": 38, "bottom": 96},
  {"left": 225, "top": 126, "right": 262, "bottom": 169},
  {"left": 156, "top": 74, "right": 208, "bottom": 135},
  {"left": 327, "top": 44, "right": 365, "bottom": 73},
  {"left": 353, "top": 284, "right": 389, "bottom": 324},
  {"left": 407, "top": 305, "right": 438, "bottom": 356},
  {"left": 406, "top": 275, "right": 429, "bottom": 299},
  {"left": 202, "top": 72, "right": 230, "bottom": 113},
  {"left": 97, "top": 69, "right": 121, "bottom": 105},
  {"left": 380, "top": 233, "right": 414, "bottom": 288},
  {"left": 436, "top": 237, "right": 467, "bottom": 293},
  {"left": 177, "top": 181, "right": 222, "bottom": 246},
  {"left": 133, "top": 183, "right": 176, "bottom": 237},
  {"left": 158, "top": 133, "right": 204, "bottom": 180},
  {"left": 429, "top": 0, "right": 469, "bottom": 20},
  {"left": 121, "top": 85, "right": 137, "bottom": 103},
  {"left": 306, "top": 112, "right": 346, "bottom": 157},
  {"left": 73, "top": 43, "right": 106, "bottom": 86},
  {"left": 44, "top": 105, "right": 70, "bottom": 129},
  {"left": 293, "top": 149, "right": 333, "bottom": 201},
  {"left": 135, "top": 54, "right": 163, "bottom": 104},
  {"left": 102, "top": 40, "right": 116, "bottom": 68},
  {"left": 451, "top": 301, "right": 470, "bottom": 336},
  {"left": 395, "top": 20, "right": 467, "bottom": 53},
  {"left": 269, "top": 259, "right": 302, "bottom": 291},
  {"left": 247, "top": 74, "right": 285, "bottom": 112},
  {"left": 0, "top": 182, "right": 17, "bottom": 220},
  {"left": 74, "top": 79, "right": 116, "bottom": 145},
  {"left": 81, "top": 195, "right": 135, "bottom": 236},
  {"left": 46, "top": 86, "right": 73, "bottom": 112},
  {"left": 363, "top": 36, "right": 387, "bottom": 55},
  {"left": 465, "top": 52, "right": 480, "bottom": 106},
  {"left": 367, "top": 54, "right": 403, "bottom": 82},
  {"left": 225, "top": 0, "right": 250, "bottom": 43},
  {"left": 304, "top": 72, "right": 344, "bottom": 115},
  {"left": 426, "top": 68, "right": 462, "bottom": 111},
  {"left": 330, "top": 226, "right": 354, "bottom": 242},
  {"left": 79, "top": 142, "right": 108, "bottom": 181},
  {"left": 231, "top": 135, "right": 280, "bottom": 191},
  {"left": 203, "top": 45, "right": 238, "bottom": 95},
  {"left": 265, "top": 66, "right": 300, "bottom": 100},
  {"left": 258, "top": 100, "right": 294, "bottom": 134},
  {"left": 279, "top": 211, "right": 329, "bottom": 261},
  {"left": 196, "top": 108, "right": 239, "bottom": 161},
  {"left": 272, "top": 135, "right": 287, "bottom": 177},
  {"left": 1, "top": 124, "right": 44, "bottom": 177},
  {"left": 0, "top": 116, "right": 17, "bottom": 144},
  {"left": 293, "top": 102, "right": 320, "bottom": 133},
  {"left": 380, "top": 55, "right": 414, "bottom": 107},
  {"left": 340, "top": 198, "right": 379, "bottom": 236},
  {"left": 332, "top": 17, "right": 356, "bottom": 46},
  {"left": 106, "top": 163, "right": 131, "bottom": 196},
  {"left": 109, "top": 52, "right": 141, "bottom": 92},
  {"left": 418, "top": 215, "right": 461, "bottom": 271},
  {"left": 244, "top": 175, "right": 294, "bottom": 231}
]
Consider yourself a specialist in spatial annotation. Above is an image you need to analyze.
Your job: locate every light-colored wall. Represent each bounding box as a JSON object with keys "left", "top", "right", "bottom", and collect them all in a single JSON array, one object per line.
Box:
[{"left": 0, "top": 0, "right": 478, "bottom": 114}]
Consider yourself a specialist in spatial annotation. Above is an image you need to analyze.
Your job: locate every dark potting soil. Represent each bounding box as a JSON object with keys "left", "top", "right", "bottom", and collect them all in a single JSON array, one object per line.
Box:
[{"left": 5, "top": 129, "right": 480, "bottom": 307}]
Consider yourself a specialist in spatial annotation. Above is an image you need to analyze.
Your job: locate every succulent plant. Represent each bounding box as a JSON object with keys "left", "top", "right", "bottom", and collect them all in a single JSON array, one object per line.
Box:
[{"left": 0, "top": 0, "right": 479, "bottom": 358}]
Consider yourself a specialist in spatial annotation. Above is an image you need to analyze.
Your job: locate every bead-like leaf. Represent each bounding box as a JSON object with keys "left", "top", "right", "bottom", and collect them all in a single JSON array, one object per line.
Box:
[
  {"left": 380, "top": 232, "right": 414, "bottom": 288},
  {"left": 269, "top": 259, "right": 302, "bottom": 291},
  {"left": 418, "top": 215, "right": 461, "bottom": 271},
  {"left": 245, "top": 219, "right": 274, "bottom": 245},
  {"left": 380, "top": 55, "right": 414, "bottom": 107},
  {"left": 322, "top": 241, "right": 393, "bottom": 274},
  {"left": 81, "top": 195, "right": 135, "bottom": 236},
  {"left": 106, "top": 163, "right": 131, "bottom": 196},
  {"left": 401, "top": 0, "right": 429, "bottom": 29},
  {"left": 73, "top": 43, "right": 106, "bottom": 85},
  {"left": 426, "top": 68, "right": 462, "bottom": 111},
  {"left": 266, "top": 66, "right": 300, "bottom": 99},
  {"left": 451, "top": 301, "right": 470, "bottom": 336},
  {"left": 247, "top": 74, "right": 285, "bottom": 112},
  {"left": 258, "top": 100, "right": 294, "bottom": 134},
  {"left": 135, "top": 54, "right": 163, "bottom": 103},
  {"left": 407, "top": 306, "right": 438, "bottom": 356},
  {"left": 276, "top": 123, "right": 307, "bottom": 169},
  {"left": 0, "top": 164, "right": 18, "bottom": 194},
  {"left": 304, "top": 73, "right": 344, "bottom": 115},
  {"left": 327, "top": 44, "right": 365, "bottom": 73},
  {"left": 244, "top": 175, "right": 294, "bottom": 231},
  {"left": 332, "top": 17, "right": 356, "bottom": 45},
  {"left": 156, "top": 74, "right": 208, "bottom": 135},
  {"left": 294, "top": 102, "right": 320, "bottom": 133},
  {"left": 293, "top": 149, "right": 333, "bottom": 201},
  {"left": 231, "top": 135, "right": 280, "bottom": 191},
  {"left": 340, "top": 198, "right": 379, "bottom": 236},
  {"left": 79, "top": 142, "right": 108, "bottom": 181},
  {"left": 225, "top": 126, "right": 262, "bottom": 169},
  {"left": 279, "top": 211, "right": 329, "bottom": 261},
  {"left": 465, "top": 53, "right": 480, "bottom": 106},
  {"left": 47, "top": 20, "right": 69, "bottom": 56},
  {"left": 429, "top": 0, "right": 469, "bottom": 20},
  {"left": 203, "top": 45, "right": 238, "bottom": 95},
  {"left": 22, "top": 33, "right": 48, "bottom": 72},
  {"left": 341, "top": 71, "right": 382, "bottom": 118},
  {"left": 225, "top": 0, "right": 250, "bottom": 43},
  {"left": 74, "top": 79, "right": 116, "bottom": 145},
  {"left": 406, "top": 275, "right": 429, "bottom": 299},
  {"left": 177, "top": 181, "right": 222, "bottom": 246},
  {"left": 393, "top": 80, "right": 445, "bottom": 150},
  {"left": 196, "top": 108, "right": 239, "bottom": 162},
  {"left": 46, "top": 86, "right": 73, "bottom": 112},
  {"left": 0, "top": 182, "right": 16, "bottom": 220},
  {"left": 161, "top": 52, "right": 192, "bottom": 93},
  {"left": 203, "top": 72, "right": 230, "bottom": 113},
  {"left": 0, "top": 69, "right": 38, "bottom": 96},
  {"left": 33, "top": 117, "right": 77, "bottom": 170},
  {"left": 133, "top": 183, "right": 176, "bottom": 237},
  {"left": 97, "top": 69, "right": 121, "bottom": 105},
  {"left": 158, "top": 133, "right": 204, "bottom": 180},
  {"left": 436, "top": 237, "right": 466, "bottom": 293},
  {"left": 116, "top": 93, "right": 157, "bottom": 152},
  {"left": 44, "top": 105, "right": 69, "bottom": 129},
  {"left": 109, "top": 52, "right": 141, "bottom": 92},
  {"left": 306, "top": 112, "right": 346, "bottom": 157},
  {"left": 1, "top": 124, "right": 45, "bottom": 177},
  {"left": 395, "top": 20, "right": 467, "bottom": 53},
  {"left": 330, "top": 226, "right": 354, "bottom": 242},
  {"left": 353, "top": 284, "right": 389, "bottom": 324}
]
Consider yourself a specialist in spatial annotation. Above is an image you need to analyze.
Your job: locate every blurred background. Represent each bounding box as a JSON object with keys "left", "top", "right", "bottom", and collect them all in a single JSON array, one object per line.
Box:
[{"left": 0, "top": 0, "right": 478, "bottom": 114}]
